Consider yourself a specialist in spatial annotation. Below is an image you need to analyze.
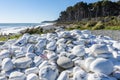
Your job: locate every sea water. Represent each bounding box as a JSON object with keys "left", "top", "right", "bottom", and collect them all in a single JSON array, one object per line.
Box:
[{"left": 0, "top": 23, "right": 53, "bottom": 35}]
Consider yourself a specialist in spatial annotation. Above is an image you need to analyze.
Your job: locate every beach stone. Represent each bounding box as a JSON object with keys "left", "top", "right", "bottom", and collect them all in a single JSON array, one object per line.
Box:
[
  {"left": 46, "top": 41, "right": 56, "bottom": 51},
  {"left": 2, "top": 58, "right": 13, "bottom": 71},
  {"left": 73, "top": 70, "right": 87, "bottom": 80},
  {"left": 72, "top": 45, "right": 85, "bottom": 57},
  {"left": 33, "top": 56, "right": 43, "bottom": 67},
  {"left": 0, "top": 75, "right": 7, "bottom": 80},
  {"left": 27, "top": 45, "right": 35, "bottom": 53},
  {"left": 113, "top": 41, "right": 120, "bottom": 49},
  {"left": 57, "top": 56, "right": 74, "bottom": 69},
  {"left": 87, "top": 73, "right": 112, "bottom": 80},
  {"left": 14, "top": 37, "right": 27, "bottom": 46},
  {"left": 9, "top": 71, "right": 26, "bottom": 80},
  {"left": 113, "top": 71, "right": 120, "bottom": 79},
  {"left": 27, "top": 73, "right": 39, "bottom": 80},
  {"left": 39, "top": 61, "right": 49, "bottom": 69},
  {"left": 84, "top": 57, "right": 95, "bottom": 71},
  {"left": 25, "top": 67, "right": 39, "bottom": 75},
  {"left": 57, "top": 71, "right": 70, "bottom": 80},
  {"left": 39, "top": 65, "right": 59, "bottom": 80},
  {"left": 44, "top": 50, "right": 58, "bottom": 60},
  {"left": 36, "top": 38, "right": 47, "bottom": 48},
  {"left": 26, "top": 52, "right": 36, "bottom": 58},
  {"left": 90, "top": 44, "right": 109, "bottom": 56},
  {"left": 14, "top": 57, "right": 32, "bottom": 68},
  {"left": 90, "top": 58, "right": 113, "bottom": 75},
  {"left": 0, "top": 50, "right": 10, "bottom": 59}
]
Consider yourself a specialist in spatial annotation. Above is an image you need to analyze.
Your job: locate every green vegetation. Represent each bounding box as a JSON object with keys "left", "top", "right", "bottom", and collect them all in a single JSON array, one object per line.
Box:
[
  {"left": 0, "top": 34, "right": 21, "bottom": 41},
  {"left": 57, "top": 0, "right": 120, "bottom": 30},
  {"left": 57, "top": 0, "right": 120, "bottom": 22}
]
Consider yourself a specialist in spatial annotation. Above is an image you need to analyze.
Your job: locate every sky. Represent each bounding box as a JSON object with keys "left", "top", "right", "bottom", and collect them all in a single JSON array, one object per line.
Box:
[{"left": 0, "top": 0, "right": 117, "bottom": 23}]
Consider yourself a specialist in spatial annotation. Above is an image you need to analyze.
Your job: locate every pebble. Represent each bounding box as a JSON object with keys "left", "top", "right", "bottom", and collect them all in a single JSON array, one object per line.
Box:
[
  {"left": 14, "top": 57, "right": 32, "bottom": 68},
  {"left": 57, "top": 56, "right": 74, "bottom": 69},
  {"left": 90, "top": 58, "right": 113, "bottom": 75},
  {"left": 39, "top": 65, "right": 58, "bottom": 80},
  {"left": 9, "top": 71, "right": 26, "bottom": 80},
  {"left": 2, "top": 58, "right": 13, "bottom": 71},
  {"left": 0, "top": 50, "right": 10, "bottom": 59},
  {"left": 27, "top": 73, "right": 39, "bottom": 80},
  {"left": 25, "top": 67, "right": 39, "bottom": 75}
]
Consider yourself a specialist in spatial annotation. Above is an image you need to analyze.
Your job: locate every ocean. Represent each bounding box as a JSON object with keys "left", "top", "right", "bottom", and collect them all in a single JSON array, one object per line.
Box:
[
  {"left": 0, "top": 23, "right": 41, "bottom": 29},
  {"left": 0, "top": 23, "right": 53, "bottom": 35}
]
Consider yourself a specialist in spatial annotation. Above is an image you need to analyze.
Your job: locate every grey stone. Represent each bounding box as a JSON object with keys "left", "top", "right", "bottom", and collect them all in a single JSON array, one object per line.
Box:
[
  {"left": 2, "top": 58, "right": 13, "bottom": 71},
  {"left": 14, "top": 57, "right": 32, "bottom": 68},
  {"left": 57, "top": 56, "right": 74, "bottom": 69}
]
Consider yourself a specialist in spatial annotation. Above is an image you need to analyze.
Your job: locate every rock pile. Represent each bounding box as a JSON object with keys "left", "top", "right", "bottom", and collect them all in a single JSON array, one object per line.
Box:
[{"left": 0, "top": 29, "right": 120, "bottom": 80}]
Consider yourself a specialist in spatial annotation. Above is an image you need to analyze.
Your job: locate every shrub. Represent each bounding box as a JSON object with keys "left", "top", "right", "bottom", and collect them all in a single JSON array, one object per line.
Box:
[
  {"left": 84, "top": 21, "right": 97, "bottom": 28},
  {"left": 92, "top": 21, "right": 105, "bottom": 30}
]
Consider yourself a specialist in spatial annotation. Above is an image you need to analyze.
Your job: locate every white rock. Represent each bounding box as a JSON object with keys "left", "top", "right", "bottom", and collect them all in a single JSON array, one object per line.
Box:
[
  {"left": 46, "top": 41, "right": 56, "bottom": 51},
  {"left": 57, "top": 56, "right": 74, "bottom": 69},
  {"left": 25, "top": 67, "right": 39, "bottom": 75},
  {"left": 84, "top": 57, "right": 95, "bottom": 71},
  {"left": 9, "top": 71, "right": 26, "bottom": 80},
  {"left": 39, "top": 66, "right": 58, "bottom": 80},
  {"left": 2, "top": 58, "right": 13, "bottom": 71},
  {"left": 72, "top": 45, "right": 85, "bottom": 57},
  {"left": 0, "top": 75, "right": 7, "bottom": 80},
  {"left": 33, "top": 56, "right": 43, "bottom": 67},
  {"left": 73, "top": 70, "right": 87, "bottom": 80},
  {"left": 27, "top": 73, "right": 39, "bottom": 80},
  {"left": 14, "top": 57, "right": 32, "bottom": 68},
  {"left": 0, "top": 50, "right": 10, "bottom": 59},
  {"left": 113, "top": 41, "right": 120, "bottom": 49},
  {"left": 57, "top": 71, "right": 70, "bottom": 80},
  {"left": 26, "top": 52, "right": 36, "bottom": 58},
  {"left": 27, "top": 45, "right": 35, "bottom": 53},
  {"left": 90, "top": 44, "right": 109, "bottom": 56},
  {"left": 90, "top": 58, "right": 113, "bottom": 75},
  {"left": 87, "top": 73, "right": 112, "bottom": 80},
  {"left": 39, "top": 61, "right": 49, "bottom": 69},
  {"left": 44, "top": 50, "right": 58, "bottom": 60},
  {"left": 14, "top": 37, "right": 27, "bottom": 46},
  {"left": 36, "top": 38, "right": 47, "bottom": 48},
  {"left": 113, "top": 71, "right": 120, "bottom": 79}
]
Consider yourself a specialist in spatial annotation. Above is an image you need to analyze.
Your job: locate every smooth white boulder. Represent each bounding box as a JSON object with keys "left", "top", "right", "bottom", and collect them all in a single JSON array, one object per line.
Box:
[
  {"left": 27, "top": 73, "right": 39, "bottom": 80},
  {"left": 27, "top": 45, "right": 35, "bottom": 53},
  {"left": 72, "top": 45, "right": 85, "bottom": 57},
  {"left": 57, "top": 56, "right": 74, "bottom": 69},
  {"left": 0, "top": 75, "right": 7, "bottom": 80},
  {"left": 44, "top": 50, "right": 58, "bottom": 60},
  {"left": 0, "top": 50, "right": 10, "bottom": 59},
  {"left": 73, "top": 70, "right": 87, "bottom": 80},
  {"left": 57, "top": 71, "right": 70, "bottom": 80},
  {"left": 26, "top": 52, "right": 36, "bottom": 58},
  {"left": 113, "top": 71, "right": 120, "bottom": 79},
  {"left": 87, "top": 73, "right": 113, "bottom": 80},
  {"left": 46, "top": 41, "right": 56, "bottom": 51},
  {"left": 14, "top": 57, "right": 32, "bottom": 68},
  {"left": 9, "top": 71, "right": 26, "bottom": 80},
  {"left": 33, "top": 56, "right": 43, "bottom": 67},
  {"left": 25, "top": 67, "right": 39, "bottom": 75},
  {"left": 36, "top": 38, "right": 47, "bottom": 48},
  {"left": 90, "top": 44, "right": 109, "bottom": 56},
  {"left": 2, "top": 58, "right": 13, "bottom": 71},
  {"left": 39, "top": 66, "right": 58, "bottom": 80},
  {"left": 84, "top": 57, "right": 95, "bottom": 71},
  {"left": 90, "top": 58, "right": 113, "bottom": 75}
]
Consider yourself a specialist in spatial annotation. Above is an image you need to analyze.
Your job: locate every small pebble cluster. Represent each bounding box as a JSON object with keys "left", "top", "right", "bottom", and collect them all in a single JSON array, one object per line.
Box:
[{"left": 0, "top": 29, "right": 120, "bottom": 80}]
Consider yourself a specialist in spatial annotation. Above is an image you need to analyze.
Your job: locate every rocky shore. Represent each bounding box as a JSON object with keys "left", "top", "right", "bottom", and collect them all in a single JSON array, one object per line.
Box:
[{"left": 0, "top": 29, "right": 120, "bottom": 80}]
